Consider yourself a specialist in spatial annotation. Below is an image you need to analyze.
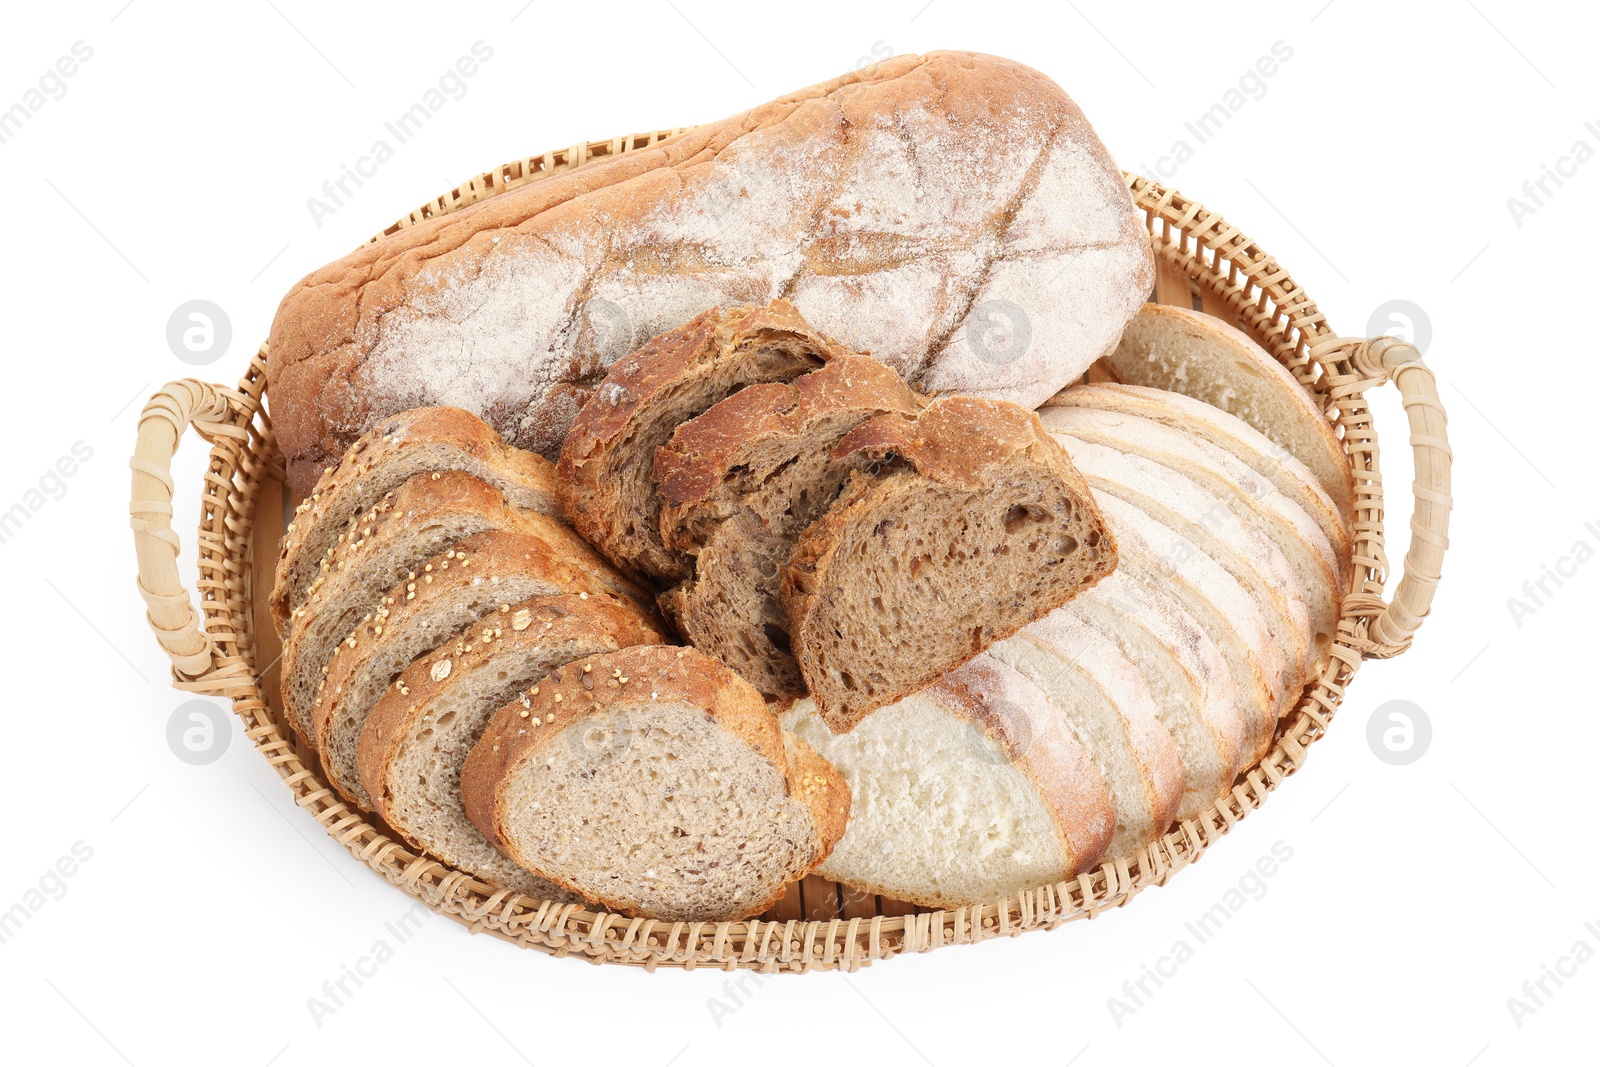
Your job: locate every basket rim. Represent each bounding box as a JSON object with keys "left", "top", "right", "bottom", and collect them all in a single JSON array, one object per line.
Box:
[{"left": 160, "top": 131, "right": 1417, "bottom": 972}]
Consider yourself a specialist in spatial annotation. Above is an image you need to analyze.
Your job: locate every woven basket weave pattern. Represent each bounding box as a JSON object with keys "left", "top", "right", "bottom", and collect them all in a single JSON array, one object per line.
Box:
[{"left": 128, "top": 131, "right": 1450, "bottom": 972}]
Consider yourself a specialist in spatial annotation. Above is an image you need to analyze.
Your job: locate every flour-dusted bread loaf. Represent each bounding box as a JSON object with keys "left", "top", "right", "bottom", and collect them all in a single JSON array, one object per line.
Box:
[
  {"left": 358, "top": 595, "right": 664, "bottom": 899},
  {"left": 279, "top": 472, "right": 654, "bottom": 743},
  {"left": 781, "top": 396, "right": 1116, "bottom": 731},
  {"left": 1045, "top": 382, "right": 1351, "bottom": 548},
  {"left": 267, "top": 51, "right": 1154, "bottom": 496},
  {"left": 654, "top": 355, "right": 921, "bottom": 698},
  {"left": 1064, "top": 573, "right": 1248, "bottom": 821},
  {"left": 461, "top": 646, "right": 849, "bottom": 921},
  {"left": 313, "top": 531, "right": 648, "bottom": 812},
  {"left": 1096, "top": 305, "right": 1352, "bottom": 518},
  {"left": 781, "top": 654, "right": 1114, "bottom": 908},
  {"left": 270, "top": 406, "right": 562, "bottom": 633},
  {"left": 557, "top": 300, "right": 850, "bottom": 581}
]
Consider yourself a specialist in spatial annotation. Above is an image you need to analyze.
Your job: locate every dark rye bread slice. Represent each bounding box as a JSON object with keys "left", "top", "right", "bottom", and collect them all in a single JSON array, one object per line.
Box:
[
  {"left": 556, "top": 299, "right": 853, "bottom": 581},
  {"left": 313, "top": 531, "right": 656, "bottom": 812},
  {"left": 279, "top": 472, "right": 654, "bottom": 743},
  {"left": 358, "top": 595, "right": 665, "bottom": 900},
  {"left": 462, "top": 646, "right": 849, "bottom": 922},
  {"left": 270, "top": 406, "right": 561, "bottom": 635},
  {"left": 780, "top": 397, "right": 1117, "bottom": 732},
  {"left": 653, "top": 355, "right": 922, "bottom": 699}
]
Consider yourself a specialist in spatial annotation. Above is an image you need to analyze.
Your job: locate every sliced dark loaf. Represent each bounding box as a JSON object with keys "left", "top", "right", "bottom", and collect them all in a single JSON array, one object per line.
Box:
[
  {"left": 270, "top": 406, "right": 562, "bottom": 635},
  {"left": 312, "top": 530, "right": 652, "bottom": 812},
  {"left": 357, "top": 595, "right": 665, "bottom": 900},
  {"left": 653, "top": 355, "right": 922, "bottom": 699},
  {"left": 279, "top": 471, "right": 655, "bottom": 743},
  {"left": 556, "top": 299, "right": 852, "bottom": 581},
  {"left": 462, "top": 646, "right": 849, "bottom": 921},
  {"left": 780, "top": 397, "right": 1117, "bottom": 732}
]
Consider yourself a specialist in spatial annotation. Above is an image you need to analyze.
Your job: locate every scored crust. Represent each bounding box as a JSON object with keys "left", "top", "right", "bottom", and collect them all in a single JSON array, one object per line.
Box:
[
  {"left": 270, "top": 405, "right": 561, "bottom": 633},
  {"left": 461, "top": 645, "right": 849, "bottom": 918}
]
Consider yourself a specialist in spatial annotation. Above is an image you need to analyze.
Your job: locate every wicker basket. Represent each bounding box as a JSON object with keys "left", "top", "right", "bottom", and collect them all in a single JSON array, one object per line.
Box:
[{"left": 128, "top": 130, "right": 1452, "bottom": 972}]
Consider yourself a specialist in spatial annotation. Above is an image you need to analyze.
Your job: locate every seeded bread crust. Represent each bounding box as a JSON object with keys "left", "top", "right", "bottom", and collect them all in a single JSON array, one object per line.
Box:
[
  {"left": 312, "top": 529, "right": 656, "bottom": 811},
  {"left": 279, "top": 471, "right": 656, "bottom": 742},
  {"left": 461, "top": 646, "right": 849, "bottom": 919},
  {"left": 360, "top": 591, "right": 665, "bottom": 902},
  {"left": 557, "top": 300, "right": 852, "bottom": 581},
  {"left": 652, "top": 355, "right": 922, "bottom": 698},
  {"left": 267, "top": 52, "right": 1154, "bottom": 495},
  {"left": 270, "top": 406, "right": 561, "bottom": 633},
  {"left": 782, "top": 397, "right": 1117, "bottom": 730}
]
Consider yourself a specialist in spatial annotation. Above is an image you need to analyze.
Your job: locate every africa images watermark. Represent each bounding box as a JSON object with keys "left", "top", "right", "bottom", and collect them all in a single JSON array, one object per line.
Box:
[
  {"left": 1505, "top": 918, "right": 1600, "bottom": 1029},
  {"left": 1138, "top": 40, "right": 1294, "bottom": 182},
  {"left": 0, "top": 440, "right": 94, "bottom": 548},
  {"left": 1504, "top": 517, "right": 1600, "bottom": 628},
  {"left": 305, "top": 902, "right": 434, "bottom": 1027},
  {"left": 306, "top": 40, "right": 495, "bottom": 229},
  {"left": 1505, "top": 119, "right": 1600, "bottom": 229},
  {"left": 0, "top": 840, "right": 94, "bottom": 946},
  {"left": 0, "top": 40, "right": 94, "bottom": 148}
]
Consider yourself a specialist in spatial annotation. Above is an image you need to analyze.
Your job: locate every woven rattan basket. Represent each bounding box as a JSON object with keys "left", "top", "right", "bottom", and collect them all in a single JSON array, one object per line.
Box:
[{"left": 129, "top": 129, "right": 1452, "bottom": 972}]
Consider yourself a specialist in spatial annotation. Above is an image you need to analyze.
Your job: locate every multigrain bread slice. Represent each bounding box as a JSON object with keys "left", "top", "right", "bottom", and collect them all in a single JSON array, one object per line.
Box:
[
  {"left": 461, "top": 646, "right": 849, "bottom": 921},
  {"left": 781, "top": 397, "right": 1116, "bottom": 731},
  {"left": 1095, "top": 304, "right": 1353, "bottom": 518},
  {"left": 313, "top": 531, "right": 655, "bottom": 812},
  {"left": 358, "top": 595, "right": 665, "bottom": 899},
  {"left": 780, "top": 654, "right": 1115, "bottom": 908},
  {"left": 557, "top": 300, "right": 853, "bottom": 581},
  {"left": 270, "top": 406, "right": 562, "bottom": 634},
  {"left": 1045, "top": 382, "right": 1351, "bottom": 546},
  {"left": 1066, "top": 573, "right": 1248, "bottom": 820},
  {"left": 1043, "top": 404, "right": 1344, "bottom": 661},
  {"left": 1093, "top": 492, "right": 1283, "bottom": 768},
  {"left": 986, "top": 621, "right": 1183, "bottom": 857},
  {"left": 653, "top": 355, "right": 922, "bottom": 698},
  {"left": 279, "top": 472, "right": 654, "bottom": 742}
]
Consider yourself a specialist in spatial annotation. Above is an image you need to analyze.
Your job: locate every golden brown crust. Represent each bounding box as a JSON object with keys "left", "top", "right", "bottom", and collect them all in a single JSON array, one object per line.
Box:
[
  {"left": 358, "top": 594, "right": 664, "bottom": 848},
  {"left": 460, "top": 646, "right": 849, "bottom": 916},
  {"left": 270, "top": 406, "right": 561, "bottom": 630}
]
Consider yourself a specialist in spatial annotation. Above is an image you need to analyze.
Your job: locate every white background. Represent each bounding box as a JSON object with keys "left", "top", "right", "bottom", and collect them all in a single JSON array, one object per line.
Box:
[{"left": 1, "top": 2, "right": 1594, "bottom": 1064}]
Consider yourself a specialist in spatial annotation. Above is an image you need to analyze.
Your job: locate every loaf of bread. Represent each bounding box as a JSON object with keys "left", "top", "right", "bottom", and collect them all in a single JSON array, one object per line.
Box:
[
  {"left": 654, "top": 355, "right": 922, "bottom": 699},
  {"left": 782, "top": 397, "right": 1117, "bottom": 731},
  {"left": 461, "top": 646, "right": 849, "bottom": 921},
  {"left": 266, "top": 51, "right": 1154, "bottom": 496},
  {"left": 358, "top": 594, "right": 663, "bottom": 898}
]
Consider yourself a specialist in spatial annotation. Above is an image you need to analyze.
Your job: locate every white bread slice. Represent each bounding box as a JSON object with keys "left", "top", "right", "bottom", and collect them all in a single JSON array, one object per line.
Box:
[
  {"left": 461, "top": 646, "right": 849, "bottom": 922},
  {"left": 358, "top": 595, "right": 664, "bottom": 899},
  {"left": 271, "top": 406, "right": 563, "bottom": 634},
  {"left": 314, "top": 531, "right": 653, "bottom": 812},
  {"left": 280, "top": 472, "right": 653, "bottom": 743},
  {"left": 780, "top": 654, "right": 1114, "bottom": 909},
  {"left": 1051, "top": 434, "right": 1313, "bottom": 685},
  {"left": 985, "top": 623, "right": 1183, "bottom": 858},
  {"left": 1091, "top": 492, "right": 1281, "bottom": 768},
  {"left": 1094, "top": 304, "right": 1353, "bottom": 518},
  {"left": 1066, "top": 574, "right": 1248, "bottom": 821},
  {"left": 1044, "top": 405, "right": 1342, "bottom": 662},
  {"left": 1044, "top": 382, "right": 1350, "bottom": 548}
]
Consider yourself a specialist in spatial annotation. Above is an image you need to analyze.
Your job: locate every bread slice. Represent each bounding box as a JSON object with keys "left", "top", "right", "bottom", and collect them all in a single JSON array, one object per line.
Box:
[
  {"left": 1045, "top": 382, "right": 1350, "bottom": 547},
  {"left": 1095, "top": 304, "right": 1353, "bottom": 518},
  {"left": 313, "top": 530, "right": 649, "bottom": 812},
  {"left": 270, "top": 406, "right": 562, "bottom": 634},
  {"left": 781, "top": 397, "right": 1116, "bottom": 732},
  {"left": 1092, "top": 492, "right": 1282, "bottom": 768},
  {"left": 1043, "top": 405, "right": 1342, "bottom": 660},
  {"left": 986, "top": 621, "right": 1184, "bottom": 857},
  {"left": 652, "top": 355, "right": 922, "bottom": 698},
  {"left": 461, "top": 646, "right": 849, "bottom": 921},
  {"left": 780, "top": 654, "right": 1115, "bottom": 909},
  {"left": 1049, "top": 434, "right": 1313, "bottom": 685},
  {"left": 1066, "top": 573, "right": 1248, "bottom": 821},
  {"left": 557, "top": 300, "right": 853, "bottom": 581},
  {"left": 358, "top": 595, "right": 664, "bottom": 899},
  {"left": 279, "top": 472, "right": 654, "bottom": 743}
]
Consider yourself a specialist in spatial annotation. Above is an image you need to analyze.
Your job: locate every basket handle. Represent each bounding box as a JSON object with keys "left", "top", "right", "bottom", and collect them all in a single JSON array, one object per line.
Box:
[
  {"left": 1315, "top": 336, "right": 1452, "bottom": 659},
  {"left": 130, "top": 380, "right": 259, "bottom": 693}
]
